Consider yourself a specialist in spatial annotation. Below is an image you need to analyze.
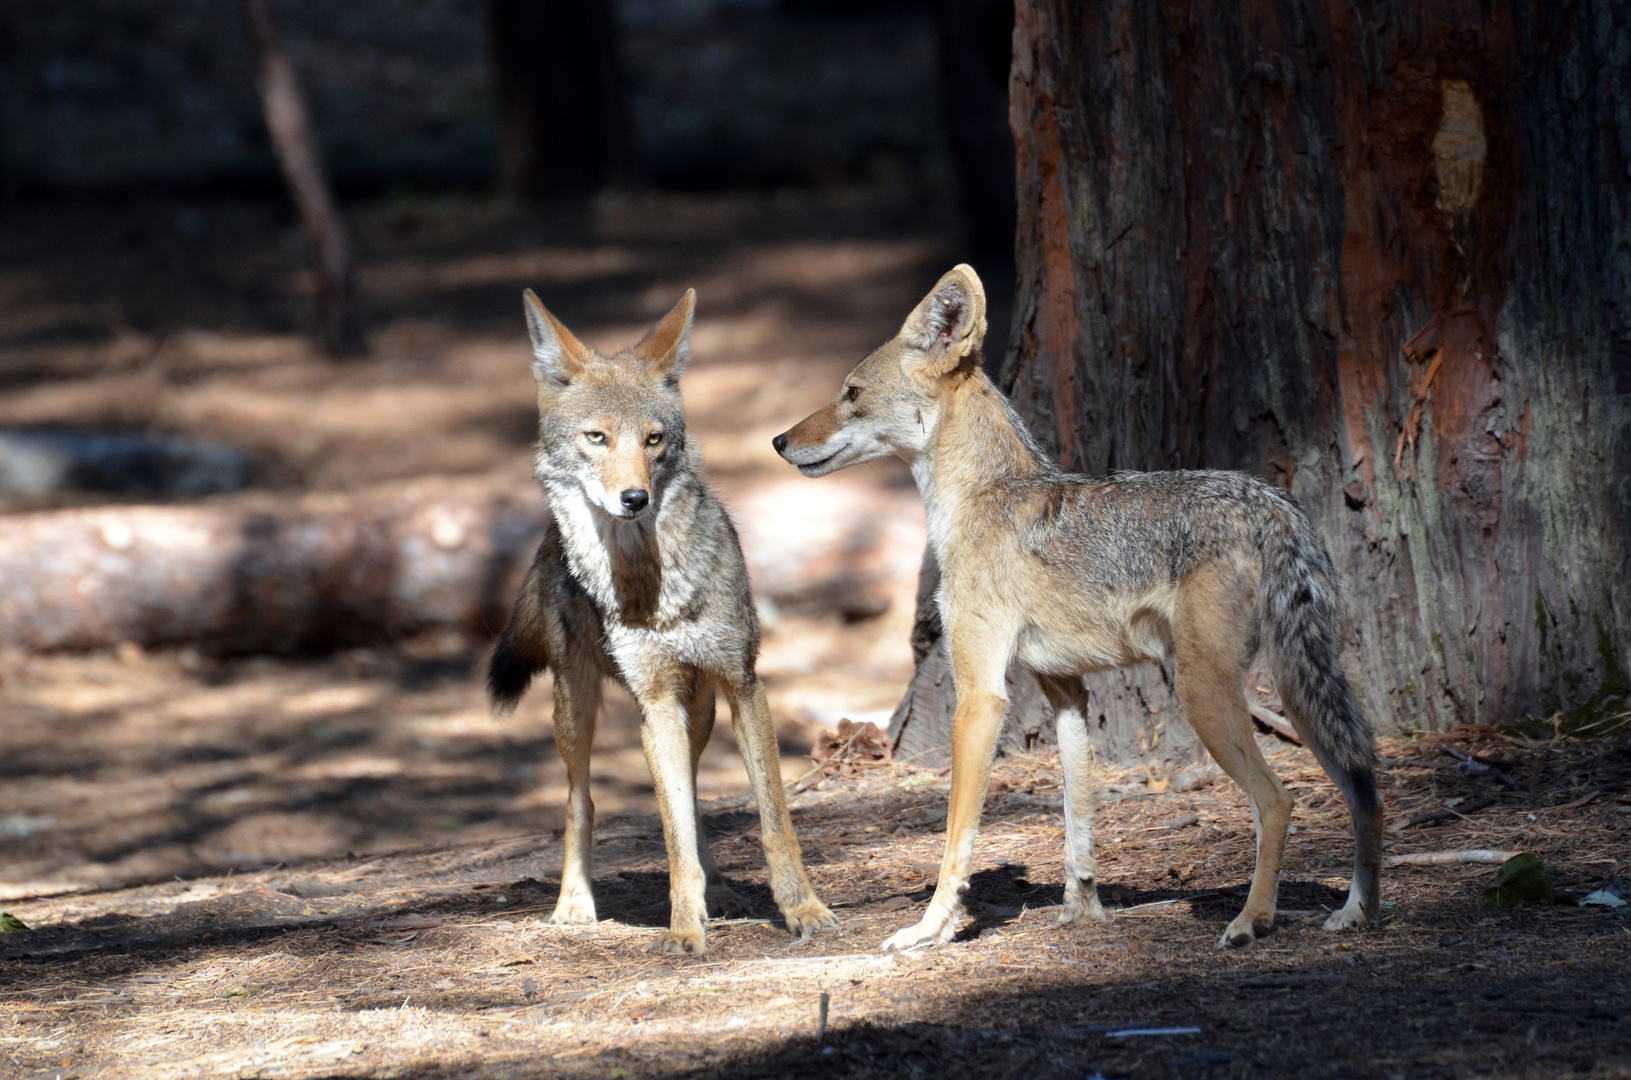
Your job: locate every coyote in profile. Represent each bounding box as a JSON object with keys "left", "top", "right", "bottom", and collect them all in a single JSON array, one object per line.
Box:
[
  {"left": 773, "top": 265, "right": 1382, "bottom": 951},
  {"left": 489, "top": 288, "right": 835, "bottom": 953}
]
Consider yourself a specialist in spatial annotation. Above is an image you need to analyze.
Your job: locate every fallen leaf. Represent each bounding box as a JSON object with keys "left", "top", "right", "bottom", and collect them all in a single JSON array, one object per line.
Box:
[{"left": 1483, "top": 853, "right": 1554, "bottom": 908}]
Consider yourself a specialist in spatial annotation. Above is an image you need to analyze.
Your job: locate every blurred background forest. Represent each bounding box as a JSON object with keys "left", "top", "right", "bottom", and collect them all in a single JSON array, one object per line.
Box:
[{"left": 0, "top": 0, "right": 1017, "bottom": 895}]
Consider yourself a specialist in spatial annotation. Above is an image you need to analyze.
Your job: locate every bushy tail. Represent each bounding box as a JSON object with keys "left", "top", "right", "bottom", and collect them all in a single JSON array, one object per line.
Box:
[
  {"left": 486, "top": 544, "right": 553, "bottom": 713},
  {"left": 1258, "top": 511, "right": 1377, "bottom": 808},
  {"left": 1259, "top": 506, "right": 1383, "bottom": 921}
]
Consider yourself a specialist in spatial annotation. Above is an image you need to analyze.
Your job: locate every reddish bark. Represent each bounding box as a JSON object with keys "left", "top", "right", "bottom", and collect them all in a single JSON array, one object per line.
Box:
[{"left": 894, "top": 0, "right": 1631, "bottom": 758}]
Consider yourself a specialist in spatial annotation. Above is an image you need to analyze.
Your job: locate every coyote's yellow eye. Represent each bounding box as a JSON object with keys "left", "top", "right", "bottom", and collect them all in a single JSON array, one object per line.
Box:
[
  {"left": 584, "top": 431, "right": 607, "bottom": 445},
  {"left": 646, "top": 432, "right": 664, "bottom": 446},
  {"left": 845, "top": 385, "right": 861, "bottom": 403}
]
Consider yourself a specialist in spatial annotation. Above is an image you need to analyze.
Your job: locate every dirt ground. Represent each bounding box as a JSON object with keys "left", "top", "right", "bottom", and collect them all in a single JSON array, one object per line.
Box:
[
  {"left": 2, "top": 191, "right": 1628, "bottom": 1078},
  {"left": 1, "top": 729, "right": 1629, "bottom": 1079}
]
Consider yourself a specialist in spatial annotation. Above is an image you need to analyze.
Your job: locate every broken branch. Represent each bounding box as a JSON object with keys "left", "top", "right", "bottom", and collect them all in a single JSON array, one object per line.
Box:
[{"left": 1384, "top": 849, "right": 1521, "bottom": 867}]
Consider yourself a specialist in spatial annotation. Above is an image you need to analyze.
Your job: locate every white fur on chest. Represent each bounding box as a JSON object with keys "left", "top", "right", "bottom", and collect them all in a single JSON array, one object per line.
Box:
[{"left": 546, "top": 482, "right": 736, "bottom": 675}]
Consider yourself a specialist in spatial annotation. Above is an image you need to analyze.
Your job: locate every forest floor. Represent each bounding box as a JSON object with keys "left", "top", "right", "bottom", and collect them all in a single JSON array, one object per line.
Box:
[
  {"left": 2, "top": 189, "right": 1628, "bottom": 1078},
  {"left": 1, "top": 727, "right": 1628, "bottom": 1079},
  {"left": 0, "top": 186, "right": 949, "bottom": 895}
]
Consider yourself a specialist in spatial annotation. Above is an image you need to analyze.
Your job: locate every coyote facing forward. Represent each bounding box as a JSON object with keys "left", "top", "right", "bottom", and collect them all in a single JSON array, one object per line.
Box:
[
  {"left": 489, "top": 288, "right": 834, "bottom": 953},
  {"left": 773, "top": 265, "right": 1382, "bottom": 951}
]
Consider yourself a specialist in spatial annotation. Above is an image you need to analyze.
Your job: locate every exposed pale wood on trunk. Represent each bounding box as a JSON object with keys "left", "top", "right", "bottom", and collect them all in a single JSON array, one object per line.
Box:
[{"left": 893, "top": 0, "right": 1631, "bottom": 760}]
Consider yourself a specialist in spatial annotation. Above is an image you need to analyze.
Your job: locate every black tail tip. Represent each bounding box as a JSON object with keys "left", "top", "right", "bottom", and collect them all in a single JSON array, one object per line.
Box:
[
  {"left": 1343, "top": 762, "right": 1383, "bottom": 817},
  {"left": 486, "top": 642, "right": 537, "bottom": 713}
]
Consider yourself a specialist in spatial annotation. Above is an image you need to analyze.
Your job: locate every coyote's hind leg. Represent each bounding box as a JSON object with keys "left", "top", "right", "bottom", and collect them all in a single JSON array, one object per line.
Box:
[
  {"left": 1037, "top": 674, "right": 1107, "bottom": 926},
  {"left": 1174, "top": 566, "right": 1292, "bottom": 949}
]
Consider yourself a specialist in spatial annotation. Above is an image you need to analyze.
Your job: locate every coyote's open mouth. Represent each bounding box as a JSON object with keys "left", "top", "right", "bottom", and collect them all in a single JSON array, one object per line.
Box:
[{"left": 797, "top": 447, "right": 843, "bottom": 476}]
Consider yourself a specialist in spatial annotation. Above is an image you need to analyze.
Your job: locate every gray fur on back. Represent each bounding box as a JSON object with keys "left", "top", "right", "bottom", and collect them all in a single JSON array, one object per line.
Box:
[{"left": 1012, "top": 465, "right": 1377, "bottom": 797}]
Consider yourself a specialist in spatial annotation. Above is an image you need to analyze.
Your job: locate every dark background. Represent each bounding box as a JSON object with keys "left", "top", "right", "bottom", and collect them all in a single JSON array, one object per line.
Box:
[{"left": 0, "top": 1, "right": 1009, "bottom": 232}]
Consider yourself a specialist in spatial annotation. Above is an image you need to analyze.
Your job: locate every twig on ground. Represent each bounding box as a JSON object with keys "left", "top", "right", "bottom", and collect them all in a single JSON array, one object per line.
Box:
[
  {"left": 1552, "top": 791, "right": 1599, "bottom": 811},
  {"left": 1383, "top": 849, "right": 1521, "bottom": 867},
  {"left": 1108, "top": 1026, "right": 1202, "bottom": 1038},
  {"left": 1441, "top": 746, "right": 1519, "bottom": 790},
  {"left": 786, "top": 728, "right": 864, "bottom": 794},
  {"left": 1146, "top": 813, "right": 1200, "bottom": 830},
  {"left": 1395, "top": 796, "right": 1495, "bottom": 830},
  {"left": 1111, "top": 892, "right": 1222, "bottom": 915}
]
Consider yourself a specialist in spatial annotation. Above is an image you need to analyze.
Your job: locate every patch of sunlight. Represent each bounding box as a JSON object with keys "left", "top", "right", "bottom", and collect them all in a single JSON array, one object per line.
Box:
[{"left": 283, "top": 685, "right": 380, "bottom": 717}]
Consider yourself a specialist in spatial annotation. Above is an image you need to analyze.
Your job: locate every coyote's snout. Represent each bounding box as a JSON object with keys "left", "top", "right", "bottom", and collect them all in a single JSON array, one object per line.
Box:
[
  {"left": 490, "top": 288, "right": 835, "bottom": 954},
  {"left": 776, "top": 264, "right": 1383, "bottom": 953}
]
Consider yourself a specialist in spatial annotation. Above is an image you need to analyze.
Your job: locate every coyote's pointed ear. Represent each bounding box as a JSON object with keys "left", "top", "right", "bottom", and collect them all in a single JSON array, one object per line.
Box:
[
  {"left": 523, "top": 289, "right": 592, "bottom": 388},
  {"left": 899, "top": 264, "right": 987, "bottom": 378},
  {"left": 632, "top": 288, "right": 695, "bottom": 384}
]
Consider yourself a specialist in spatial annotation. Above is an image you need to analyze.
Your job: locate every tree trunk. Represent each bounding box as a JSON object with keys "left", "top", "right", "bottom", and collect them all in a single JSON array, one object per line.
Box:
[
  {"left": 934, "top": 0, "right": 1018, "bottom": 262},
  {"left": 239, "top": 0, "right": 367, "bottom": 359},
  {"left": 487, "top": 0, "right": 631, "bottom": 203},
  {"left": 893, "top": 0, "right": 1631, "bottom": 760},
  {"left": 0, "top": 496, "right": 545, "bottom": 654}
]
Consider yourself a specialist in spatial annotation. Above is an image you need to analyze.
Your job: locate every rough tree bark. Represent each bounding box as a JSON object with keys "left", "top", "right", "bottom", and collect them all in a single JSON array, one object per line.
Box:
[
  {"left": 892, "top": 0, "right": 1631, "bottom": 763},
  {"left": 239, "top": 0, "right": 366, "bottom": 359},
  {"left": 487, "top": 0, "right": 631, "bottom": 203}
]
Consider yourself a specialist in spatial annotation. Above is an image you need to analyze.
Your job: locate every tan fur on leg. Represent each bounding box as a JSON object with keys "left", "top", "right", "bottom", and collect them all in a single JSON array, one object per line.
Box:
[
  {"left": 882, "top": 627, "right": 1014, "bottom": 951},
  {"left": 636, "top": 691, "right": 710, "bottom": 953},
  {"left": 1174, "top": 566, "right": 1293, "bottom": 948},
  {"left": 684, "top": 672, "right": 749, "bottom": 917},
  {"left": 727, "top": 679, "right": 834, "bottom": 938},
  {"left": 1038, "top": 675, "right": 1107, "bottom": 926},
  {"left": 550, "top": 653, "right": 601, "bottom": 925}
]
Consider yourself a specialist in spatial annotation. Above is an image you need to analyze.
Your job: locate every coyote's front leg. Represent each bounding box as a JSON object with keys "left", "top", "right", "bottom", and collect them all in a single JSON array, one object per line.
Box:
[
  {"left": 635, "top": 690, "right": 711, "bottom": 953},
  {"left": 549, "top": 655, "right": 602, "bottom": 925},
  {"left": 881, "top": 624, "right": 1013, "bottom": 951},
  {"left": 728, "top": 677, "right": 835, "bottom": 938}
]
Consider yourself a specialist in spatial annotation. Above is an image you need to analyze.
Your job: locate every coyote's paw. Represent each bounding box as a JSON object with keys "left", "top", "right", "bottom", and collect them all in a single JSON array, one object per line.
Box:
[
  {"left": 1217, "top": 909, "right": 1273, "bottom": 949},
  {"left": 706, "top": 882, "right": 753, "bottom": 919},
  {"left": 781, "top": 897, "right": 837, "bottom": 940},
  {"left": 648, "top": 923, "right": 706, "bottom": 954},
  {"left": 881, "top": 912, "right": 957, "bottom": 952},
  {"left": 1321, "top": 897, "right": 1371, "bottom": 932},
  {"left": 550, "top": 892, "right": 598, "bottom": 925},
  {"left": 1058, "top": 878, "right": 1109, "bottom": 925}
]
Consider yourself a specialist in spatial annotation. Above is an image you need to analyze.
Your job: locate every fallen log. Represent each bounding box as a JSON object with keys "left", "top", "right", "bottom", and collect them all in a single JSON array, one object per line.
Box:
[{"left": 0, "top": 495, "right": 546, "bottom": 653}]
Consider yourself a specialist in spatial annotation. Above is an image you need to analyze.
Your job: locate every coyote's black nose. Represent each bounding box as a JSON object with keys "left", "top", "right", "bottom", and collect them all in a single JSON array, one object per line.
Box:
[
  {"left": 772, "top": 433, "right": 788, "bottom": 454},
  {"left": 620, "top": 488, "right": 649, "bottom": 513}
]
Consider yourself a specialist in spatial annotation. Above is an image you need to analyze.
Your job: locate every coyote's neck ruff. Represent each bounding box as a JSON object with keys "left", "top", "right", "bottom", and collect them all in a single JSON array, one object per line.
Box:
[
  {"left": 488, "top": 288, "right": 834, "bottom": 954},
  {"left": 546, "top": 465, "right": 700, "bottom": 629},
  {"left": 775, "top": 264, "right": 1383, "bottom": 955},
  {"left": 901, "top": 370, "right": 1054, "bottom": 568}
]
